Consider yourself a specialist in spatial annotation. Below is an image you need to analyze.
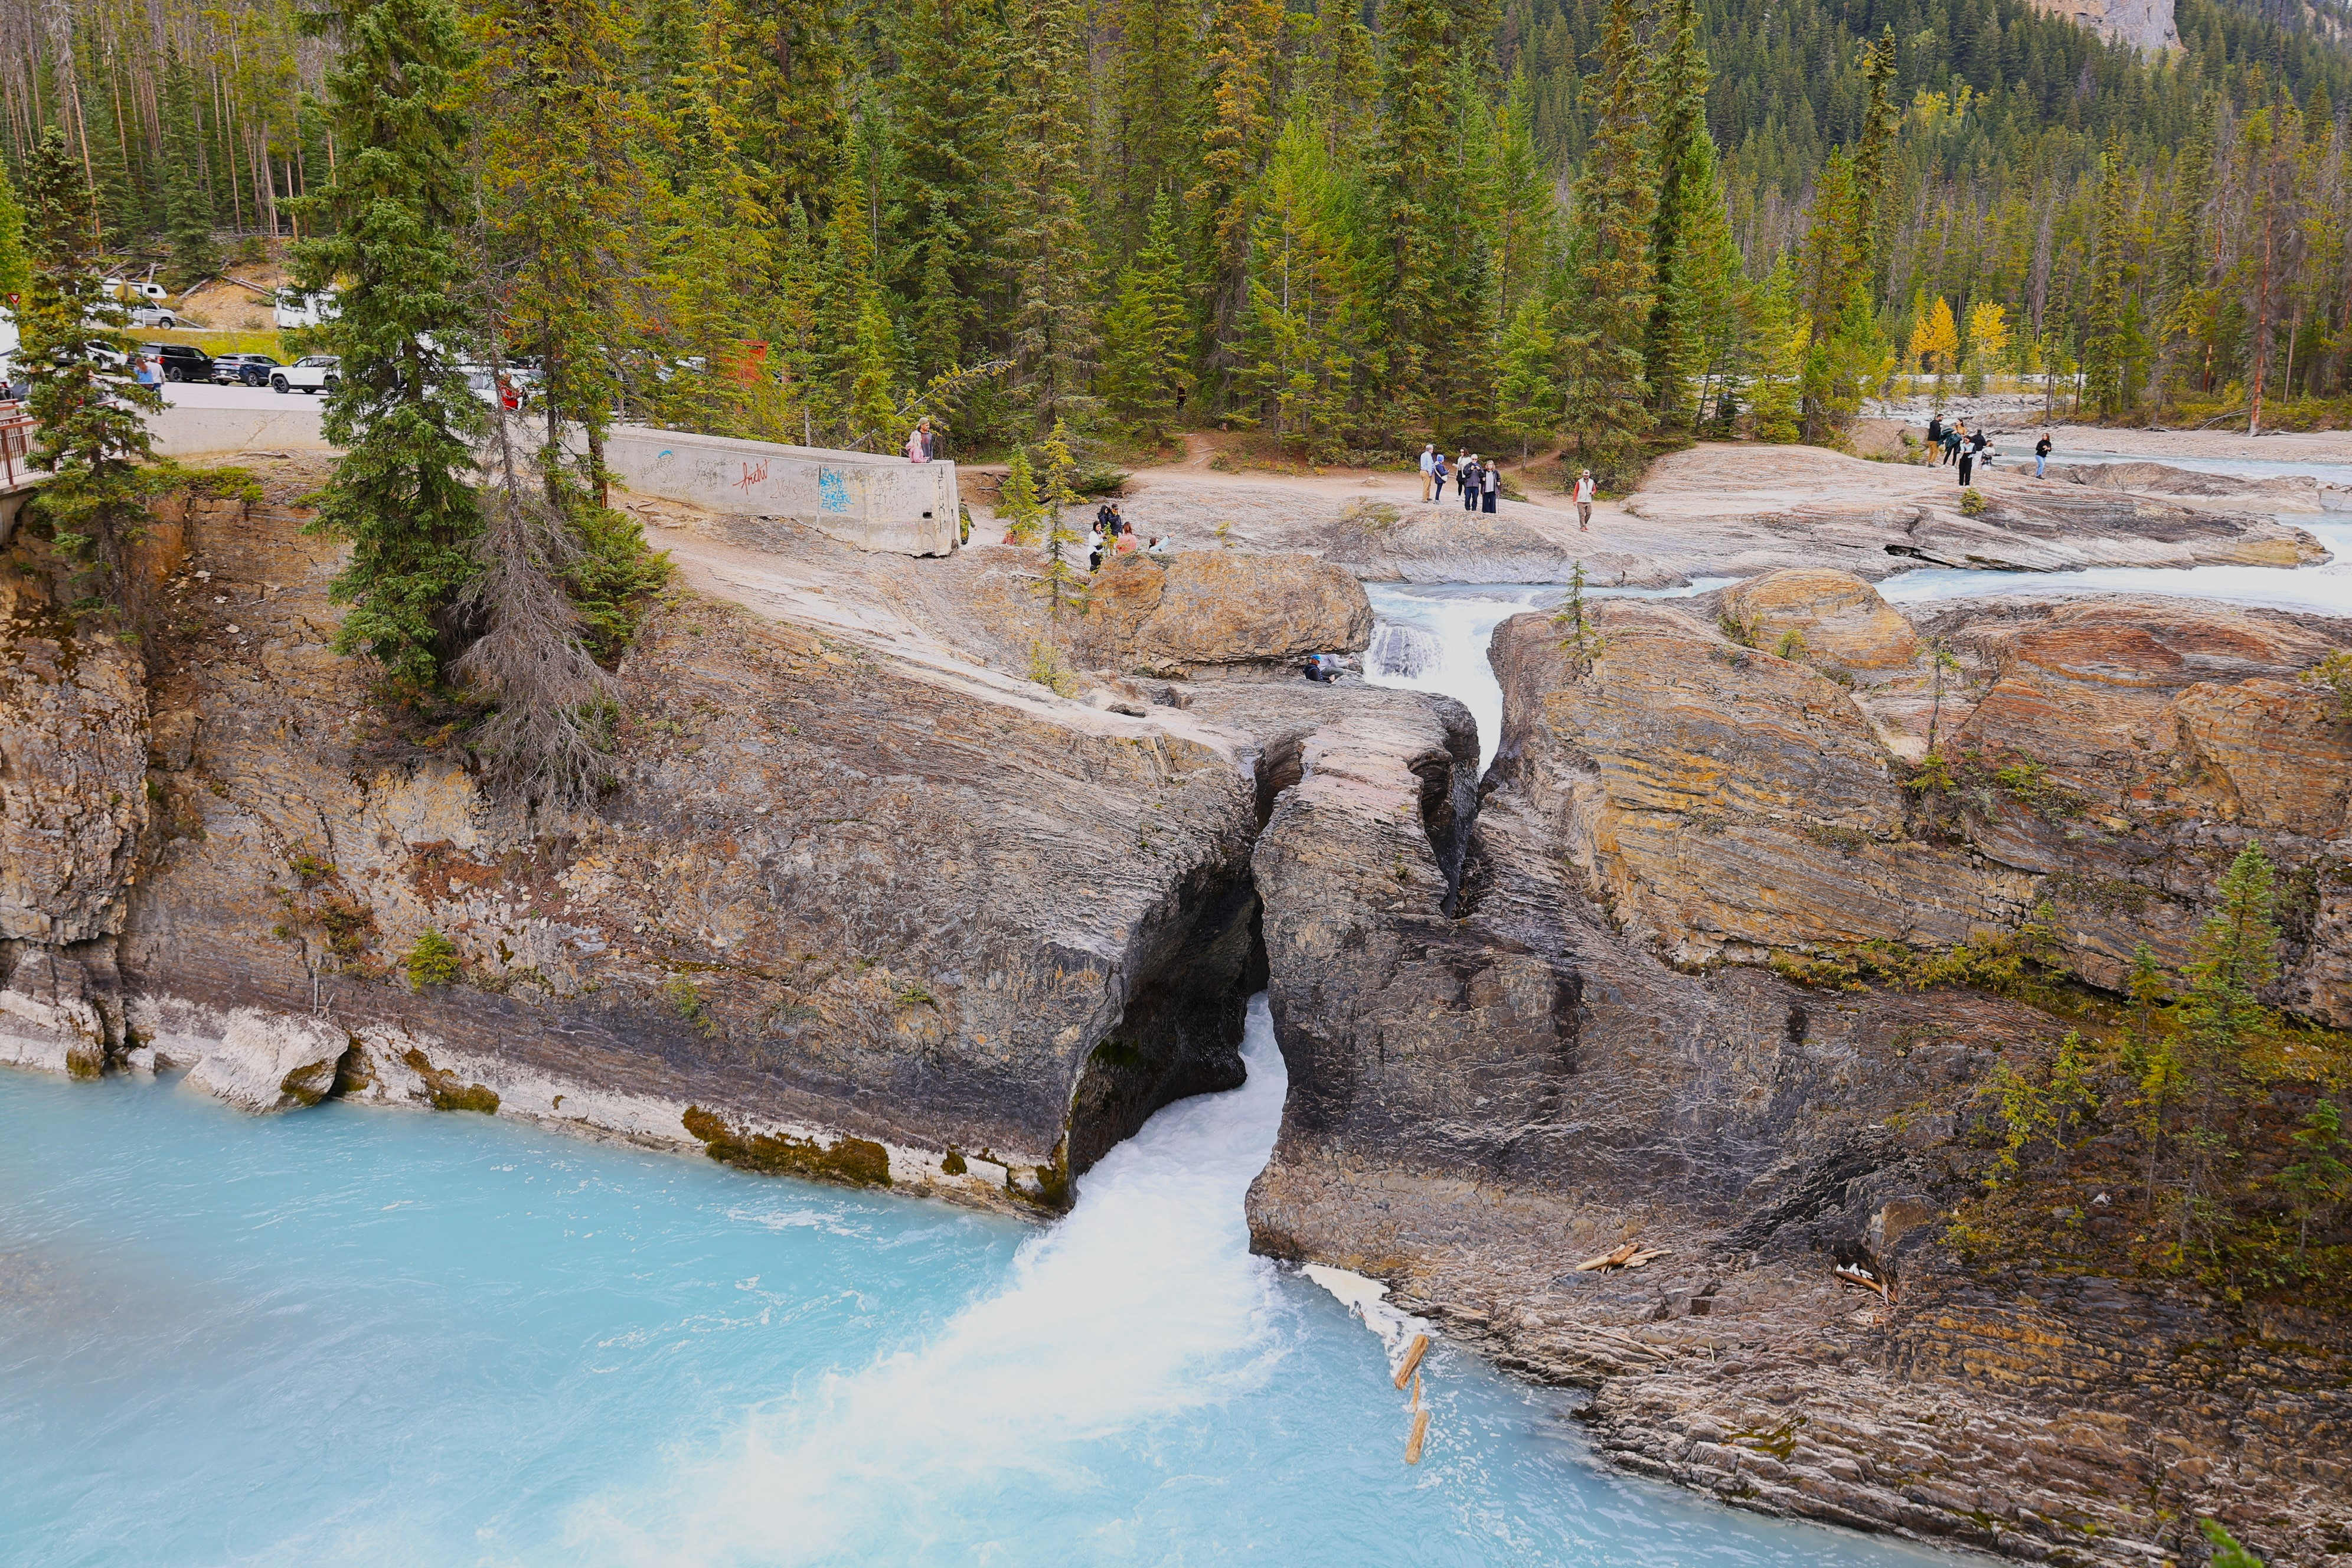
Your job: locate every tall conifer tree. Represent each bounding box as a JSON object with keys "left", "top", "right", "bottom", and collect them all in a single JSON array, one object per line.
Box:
[
  {"left": 21, "top": 125, "right": 157, "bottom": 583},
  {"left": 1001, "top": 0, "right": 1096, "bottom": 430},
  {"left": 290, "top": 0, "right": 485, "bottom": 694},
  {"left": 1560, "top": 0, "right": 1655, "bottom": 474}
]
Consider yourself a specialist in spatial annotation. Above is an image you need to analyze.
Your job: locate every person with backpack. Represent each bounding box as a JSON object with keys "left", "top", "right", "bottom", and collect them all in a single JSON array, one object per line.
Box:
[{"left": 1943, "top": 423, "right": 1964, "bottom": 465}]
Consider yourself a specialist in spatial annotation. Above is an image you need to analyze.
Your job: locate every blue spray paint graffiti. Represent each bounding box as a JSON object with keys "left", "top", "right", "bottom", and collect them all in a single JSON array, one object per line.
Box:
[{"left": 816, "top": 466, "right": 851, "bottom": 514}]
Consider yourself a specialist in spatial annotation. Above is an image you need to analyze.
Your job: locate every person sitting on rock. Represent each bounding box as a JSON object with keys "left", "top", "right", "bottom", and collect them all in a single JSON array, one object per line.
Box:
[{"left": 1146, "top": 534, "right": 1172, "bottom": 560}]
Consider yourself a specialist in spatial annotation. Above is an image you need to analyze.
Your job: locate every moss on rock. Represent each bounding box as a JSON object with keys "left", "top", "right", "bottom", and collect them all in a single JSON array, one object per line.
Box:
[{"left": 681, "top": 1105, "right": 891, "bottom": 1187}]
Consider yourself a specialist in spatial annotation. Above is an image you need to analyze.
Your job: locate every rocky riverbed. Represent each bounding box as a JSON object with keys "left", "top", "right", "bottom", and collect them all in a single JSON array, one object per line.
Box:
[{"left": 4, "top": 441, "right": 2348, "bottom": 1565}]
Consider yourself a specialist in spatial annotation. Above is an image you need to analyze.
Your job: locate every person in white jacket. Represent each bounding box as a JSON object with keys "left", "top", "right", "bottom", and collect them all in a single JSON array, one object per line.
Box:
[{"left": 1573, "top": 468, "right": 1596, "bottom": 531}]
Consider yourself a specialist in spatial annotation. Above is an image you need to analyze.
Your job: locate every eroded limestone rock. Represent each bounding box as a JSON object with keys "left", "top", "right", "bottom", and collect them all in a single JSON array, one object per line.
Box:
[{"left": 182, "top": 1008, "right": 351, "bottom": 1112}]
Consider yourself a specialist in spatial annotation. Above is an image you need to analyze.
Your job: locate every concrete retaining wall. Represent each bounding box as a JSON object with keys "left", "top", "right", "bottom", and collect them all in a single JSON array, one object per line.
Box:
[
  {"left": 140, "top": 407, "right": 961, "bottom": 558},
  {"left": 149, "top": 406, "right": 339, "bottom": 458},
  {"left": 599, "top": 426, "right": 959, "bottom": 557}
]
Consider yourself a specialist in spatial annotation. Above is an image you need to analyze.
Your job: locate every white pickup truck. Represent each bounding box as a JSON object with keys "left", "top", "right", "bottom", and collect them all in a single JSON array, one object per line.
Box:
[{"left": 269, "top": 355, "right": 341, "bottom": 394}]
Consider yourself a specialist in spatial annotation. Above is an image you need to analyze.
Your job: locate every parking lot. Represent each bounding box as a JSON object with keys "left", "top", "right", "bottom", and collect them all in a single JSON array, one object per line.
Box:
[{"left": 160, "top": 381, "right": 316, "bottom": 412}]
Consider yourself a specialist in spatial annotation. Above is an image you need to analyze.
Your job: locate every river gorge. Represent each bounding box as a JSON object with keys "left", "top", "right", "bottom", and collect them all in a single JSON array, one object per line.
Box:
[{"left": 5, "top": 435, "right": 2349, "bottom": 1565}]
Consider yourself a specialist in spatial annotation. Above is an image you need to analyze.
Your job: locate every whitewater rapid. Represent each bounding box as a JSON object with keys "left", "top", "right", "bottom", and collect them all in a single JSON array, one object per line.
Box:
[{"left": 580, "top": 998, "right": 1295, "bottom": 1564}]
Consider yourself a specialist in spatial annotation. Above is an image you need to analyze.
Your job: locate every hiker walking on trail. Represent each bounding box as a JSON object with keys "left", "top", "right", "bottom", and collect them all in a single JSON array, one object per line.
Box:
[
  {"left": 2035, "top": 432, "right": 2052, "bottom": 478},
  {"left": 1420, "top": 444, "right": 1436, "bottom": 502},
  {"left": 1573, "top": 468, "right": 1596, "bottom": 531}
]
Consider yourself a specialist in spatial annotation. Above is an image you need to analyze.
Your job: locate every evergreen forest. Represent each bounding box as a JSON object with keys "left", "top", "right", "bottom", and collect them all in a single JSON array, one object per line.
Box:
[{"left": 3, "top": 0, "right": 2351, "bottom": 465}]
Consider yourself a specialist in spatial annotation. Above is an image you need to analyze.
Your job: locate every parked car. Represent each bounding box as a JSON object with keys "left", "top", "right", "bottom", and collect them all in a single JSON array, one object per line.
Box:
[
  {"left": 126, "top": 304, "right": 180, "bottom": 329},
  {"left": 141, "top": 343, "right": 214, "bottom": 383},
  {"left": 82, "top": 341, "right": 130, "bottom": 370},
  {"left": 212, "top": 353, "right": 282, "bottom": 387},
  {"left": 271, "top": 355, "right": 340, "bottom": 394}
]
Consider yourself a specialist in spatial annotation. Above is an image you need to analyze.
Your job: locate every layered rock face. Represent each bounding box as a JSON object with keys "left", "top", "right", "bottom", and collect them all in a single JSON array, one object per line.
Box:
[
  {"left": 1492, "top": 572, "right": 2352, "bottom": 1019},
  {"left": 5, "top": 485, "right": 1384, "bottom": 1207},
  {"left": 1245, "top": 569, "right": 2352, "bottom": 1565}
]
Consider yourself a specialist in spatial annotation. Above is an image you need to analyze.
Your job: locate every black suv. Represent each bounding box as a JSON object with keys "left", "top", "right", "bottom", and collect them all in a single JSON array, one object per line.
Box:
[
  {"left": 211, "top": 352, "right": 282, "bottom": 387},
  {"left": 140, "top": 343, "right": 215, "bottom": 383}
]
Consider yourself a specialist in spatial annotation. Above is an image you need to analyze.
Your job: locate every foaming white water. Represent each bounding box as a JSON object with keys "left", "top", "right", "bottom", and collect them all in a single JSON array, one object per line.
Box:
[
  {"left": 1366, "top": 620, "right": 1443, "bottom": 680},
  {"left": 581, "top": 997, "right": 1291, "bottom": 1566}
]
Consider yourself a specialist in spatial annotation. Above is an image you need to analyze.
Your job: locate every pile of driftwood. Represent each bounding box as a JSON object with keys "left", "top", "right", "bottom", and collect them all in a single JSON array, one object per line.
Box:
[{"left": 1573, "top": 1240, "right": 1670, "bottom": 1272}]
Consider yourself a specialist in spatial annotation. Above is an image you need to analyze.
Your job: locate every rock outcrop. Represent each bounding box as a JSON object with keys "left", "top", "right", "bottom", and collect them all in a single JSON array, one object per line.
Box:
[
  {"left": 1243, "top": 570, "right": 2352, "bottom": 1566},
  {"left": 1486, "top": 577, "right": 2352, "bottom": 1019},
  {"left": 1076, "top": 551, "right": 1371, "bottom": 675},
  {"left": 2020, "top": 0, "right": 2178, "bottom": 52}
]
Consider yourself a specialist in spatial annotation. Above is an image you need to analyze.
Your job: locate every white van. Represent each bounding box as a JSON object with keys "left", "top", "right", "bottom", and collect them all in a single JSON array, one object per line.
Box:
[{"left": 275, "top": 287, "right": 339, "bottom": 330}]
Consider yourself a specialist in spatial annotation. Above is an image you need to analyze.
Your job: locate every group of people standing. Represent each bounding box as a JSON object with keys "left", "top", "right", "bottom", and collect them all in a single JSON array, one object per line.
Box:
[
  {"left": 1925, "top": 413, "right": 1995, "bottom": 486},
  {"left": 1420, "top": 445, "right": 1501, "bottom": 513}
]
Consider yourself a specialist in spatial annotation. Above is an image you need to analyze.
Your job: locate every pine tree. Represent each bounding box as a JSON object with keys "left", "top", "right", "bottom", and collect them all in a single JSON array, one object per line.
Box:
[
  {"left": 1494, "top": 298, "right": 1559, "bottom": 456},
  {"left": 2170, "top": 843, "right": 2282, "bottom": 1250},
  {"left": 847, "top": 294, "right": 899, "bottom": 450},
  {"left": 997, "top": 445, "right": 1043, "bottom": 543},
  {"left": 1100, "top": 190, "right": 1195, "bottom": 437},
  {"left": 1367, "top": 0, "right": 1450, "bottom": 421},
  {"left": 1746, "top": 254, "right": 1803, "bottom": 442},
  {"left": 1847, "top": 28, "right": 1900, "bottom": 290},
  {"left": 1038, "top": 420, "right": 1086, "bottom": 616},
  {"left": 19, "top": 125, "right": 158, "bottom": 584},
  {"left": 1192, "top": 0, "right": 1286, "bottom": 391},
  {"left": 1675, "top": 132, "right": 1746, "bottom": 432},
  {"left": 886, "top": 0, "right": 1002, "bottom": 378},
  {"left": 475, "top": 0, "right": 649, "bottom": 496},
  {"left": 1641, "top": 0, "right": 1708, "bottom": 414},
  {"left": 159, "top": 51, "right": 218, "bottom": 284},
  {"left": 721, "top": 0, "right": 844, "bottom": 216},
  {"left": 0, "top": 161, "right": 30, "bottom": 306},
  {"left": 1794, "top": 151, "right": 1859, "bottom": 442},
  {"left": 1560, "top": 0, "right": 1655, "bottom": 476},
  {"left": 289, "top": 0, "right": 485, "bottom": 695},
  {"left": 2081, "top": 141, "right": 2135, "bottom": 417},
  {"left": 1235, "top": 112, "right": 1360, "bottom": 456},
  {"left": 1489, "top": 67, "right": 1556, "bottom": 332},
  {"left": 999, "top": 0, "right": 1096, "bottom": 431},
  {"left": 1108, "top": 0, "right": 1202, "bottom": 241}
]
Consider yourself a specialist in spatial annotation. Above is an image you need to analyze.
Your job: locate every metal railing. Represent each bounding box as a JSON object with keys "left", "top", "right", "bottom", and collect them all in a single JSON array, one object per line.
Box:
[{"left": 0, "top": 401, "right": 31, "bottom": 488}]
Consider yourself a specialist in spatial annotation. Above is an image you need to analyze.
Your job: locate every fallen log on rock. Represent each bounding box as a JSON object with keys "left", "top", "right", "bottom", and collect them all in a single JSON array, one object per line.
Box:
[{"left": 1574, "top": 1241, "right": 1670, "bottom": 1272}]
